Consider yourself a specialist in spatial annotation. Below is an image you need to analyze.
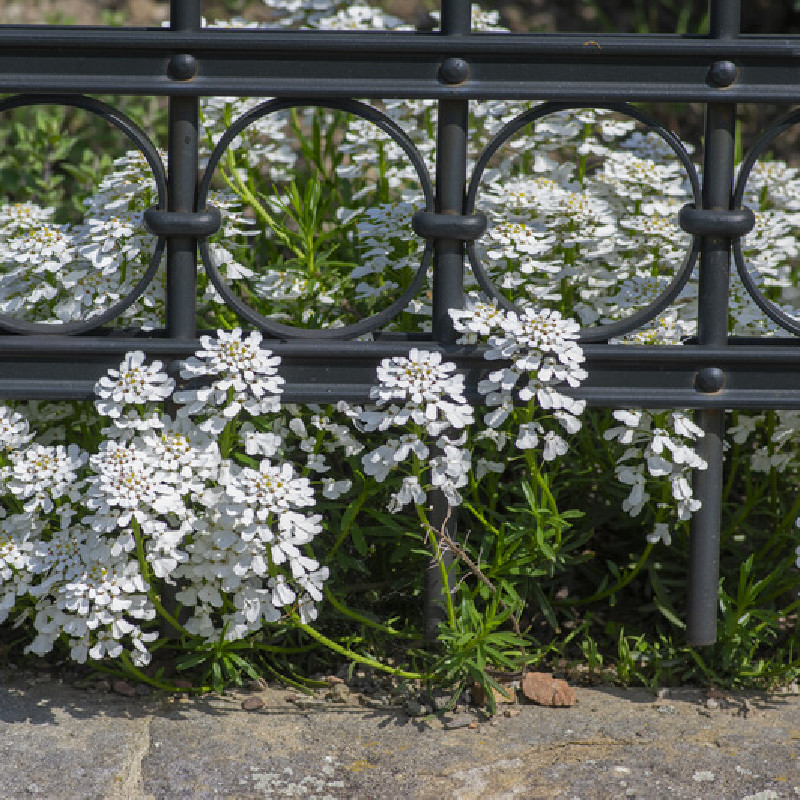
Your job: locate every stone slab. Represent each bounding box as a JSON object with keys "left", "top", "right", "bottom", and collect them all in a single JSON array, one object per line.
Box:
[{"left": 1, "top": 674, "right": 799, "bottom": 799}]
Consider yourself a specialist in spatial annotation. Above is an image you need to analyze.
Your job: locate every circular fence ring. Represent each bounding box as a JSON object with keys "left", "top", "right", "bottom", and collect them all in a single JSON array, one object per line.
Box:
[
  {"left": 733, "top": 108, "right": 800, "bottom": 337},
  {"left": 198, "top": 98, "right": 435, "bottom": 340},
  {"left": 465, "top": 102, "right": 702, "bottom": 343},
  {"left": 0, "top": 94, "right": 167, "bottom": 335}
]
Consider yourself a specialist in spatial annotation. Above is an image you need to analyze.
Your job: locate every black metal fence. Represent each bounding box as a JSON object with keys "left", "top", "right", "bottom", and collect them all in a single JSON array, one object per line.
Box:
[{"left": 0, "top": 0, "right": 797, "bottom": 645}]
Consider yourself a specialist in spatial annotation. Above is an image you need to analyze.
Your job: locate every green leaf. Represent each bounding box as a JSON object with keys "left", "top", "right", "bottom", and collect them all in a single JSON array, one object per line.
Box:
[
  {"left": 176, "top": 651, "right": 210, "bottom": 671},
  {"left": 350, "top": 522, "right": 368, "bottom": 557}
]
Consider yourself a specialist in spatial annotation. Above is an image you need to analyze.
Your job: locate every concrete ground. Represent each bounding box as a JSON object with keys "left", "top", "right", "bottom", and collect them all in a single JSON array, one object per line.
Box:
[{"left": 1, "top": 669, "right": 800, "bottom": 799}]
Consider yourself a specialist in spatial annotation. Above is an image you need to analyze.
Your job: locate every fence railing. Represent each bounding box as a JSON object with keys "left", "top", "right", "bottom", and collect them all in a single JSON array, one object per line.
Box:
[{"left": 0, "top": 0, "right": 796, "bottom": 646}]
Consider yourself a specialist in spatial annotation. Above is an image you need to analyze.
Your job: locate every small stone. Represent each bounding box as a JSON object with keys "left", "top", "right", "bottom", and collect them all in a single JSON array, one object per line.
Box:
[
  {"left": 247, "top": 678, "right": 268, "bottom": 692},
  {"left": 467, "top": 722, "right": 479, "bottom": 730},
  {"left": 521, "top": 672, "right": 576, "bottom": 707},
  {"left": 442, "top": 713, "right": 475, "bottom": 730},
  {"left": 656, "top": 688, "right": 671, "bottom": 699},
  {"left": 241, "top": 696, "right": 265, "bottom": 711},
  {"left": 326, "top": 683, "right": 350, "bottom": 703},
  {"left": 112, "top": 679, "right": 137, "bottom": 697},
  {"left": 655, "top": 703, "right": 676, "bottom": 715},
  {"left": 325, "top": 675, "right": 345, "bottom": 685},
  {"left": 503, "top": 708, "right": 521, "bottom": 718},
  {"left": 705, "top": 698, "right": 719, "bottom": 709},
  {"left": 430, "top": 690, "right": 454, "bottom": 711}
]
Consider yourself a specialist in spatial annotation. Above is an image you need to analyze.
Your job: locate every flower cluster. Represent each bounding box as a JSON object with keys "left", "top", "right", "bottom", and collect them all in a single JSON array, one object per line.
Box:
[
  {"left": 360, "top": 349, "right": 474, "bottom": 509},
  {"left": 603, "top": 410, "right": 707, "bottom": 543},
  {"left": 0, "top": 330, "right": 329, "bottom": 666},
  {"left": 175, "top": 327, "right": 284, "bottom": 432},
  {"left": 452, "top": 303, "right": 587, "bottom": 461}
]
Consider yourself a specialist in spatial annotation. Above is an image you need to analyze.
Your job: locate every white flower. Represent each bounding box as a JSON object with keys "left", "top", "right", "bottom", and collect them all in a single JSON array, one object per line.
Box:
[
  {"left": 542, "top": 431, "right": 568, "bottom": 461},
  {"left": 86, "top": 440, "right": 182, "bottom": 528},
  {"left": 95, "top": 351, "right": 174, "bottom": 419},
  {"left": 224, "top": 460, "right": 315, "bottom": 523},
  {"left": 388, "top": 475, "right": 426, "bottom": 513},
  {"left": 369, "top": 348, "right": 473, "bottom": 434},
  {"left": 7, "top": 443, "right": 87, "bottom": 513},
  {"left": 647, "top": 522, "right": 672, "bottom": 546},
  {"left": 177, "top": 328, "right": 284, "bottom": 417},
  {"left": 515, "top": 422, "right": 540, "bottom": 450},
  {"left": 322, "top": 478, "right": 352, "bottom": 499},
  {"left": 606, "top": 408, "right": 707, "bottom": 535},
  {"left": 0, "top": 405, "right": 33, "bottom": 452}
]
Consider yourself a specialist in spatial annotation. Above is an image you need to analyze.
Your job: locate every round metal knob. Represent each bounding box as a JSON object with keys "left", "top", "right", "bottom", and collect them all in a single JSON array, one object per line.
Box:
[
  {"left": 695, "top": 366, "right": 725, "bottom": 393},
  {"left": 708, "top": 60, "right": 737, "bottom": 88},
  {"left": 168, "top": 53, "right": 198, "bottom": 81},
  {"left": 440, "top": 57, "right": 470, "bottom": 85}
]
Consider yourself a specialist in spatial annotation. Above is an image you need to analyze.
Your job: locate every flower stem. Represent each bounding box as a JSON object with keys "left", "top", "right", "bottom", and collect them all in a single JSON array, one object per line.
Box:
[
  {"left": 131, "top": 518, "right": 189, "bottom": 637},
  {"left": 323, "top": 587, "right": 417, "bottom": 638},
  {"left": 557, "top": 543, "right": 654, "bottom": 607},
  {"left": 292, "top": 616, "right": 431, "bottom": 680},
  {"left": 93, "top": 653, "right": 211, "bottom": 694}
]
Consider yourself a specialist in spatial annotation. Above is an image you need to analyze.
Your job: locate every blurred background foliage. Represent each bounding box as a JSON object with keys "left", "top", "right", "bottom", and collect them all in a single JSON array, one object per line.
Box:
[{"left": 10, "top": 0, "right": 800, "bottom": 163}]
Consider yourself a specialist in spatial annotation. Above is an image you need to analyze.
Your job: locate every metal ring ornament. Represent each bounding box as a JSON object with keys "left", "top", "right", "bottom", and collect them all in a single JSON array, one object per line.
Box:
[
  {"left": 0, "top": 94, "right": 167, "bottom": 335},
  {"left": 732, "top": 108, "right": 800, "bottom": 337},
  {"left": 465, "top": 102, "right": 702, "bottom": 343},
  {"left": 197, "top": 98, "right": 435, "bottom": 340}
]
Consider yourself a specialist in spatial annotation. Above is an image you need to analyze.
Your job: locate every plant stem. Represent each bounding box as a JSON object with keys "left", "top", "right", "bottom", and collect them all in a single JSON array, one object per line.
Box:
[
  {"left": 131, "top": 518, "right": 189, "bottom": 637},
  {"left": 557, "top": 543, "right": 654, "bottom": 607},
  {"left": 100, "top": 652, "right": 211, "bottom": 694},
  {"left": 323, "top": 587, "right": 417, "bottom": 638},
  {"left": 292, "top": 616, "right": 431, "bottom": 680}
]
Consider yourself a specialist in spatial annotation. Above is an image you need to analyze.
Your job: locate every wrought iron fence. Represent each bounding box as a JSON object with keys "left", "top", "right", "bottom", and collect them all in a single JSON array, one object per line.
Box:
[{"left": 0, "top": 0, "right": 796, "bottom": 645}]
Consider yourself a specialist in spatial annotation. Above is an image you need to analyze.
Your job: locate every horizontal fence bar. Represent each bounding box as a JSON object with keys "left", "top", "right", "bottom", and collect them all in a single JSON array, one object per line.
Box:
[
  {"left": 2, "top": 29, "right": 800, "bottom": 100},
  {"left": 2, "top": 338, "right": 800, "bottom": 407}
]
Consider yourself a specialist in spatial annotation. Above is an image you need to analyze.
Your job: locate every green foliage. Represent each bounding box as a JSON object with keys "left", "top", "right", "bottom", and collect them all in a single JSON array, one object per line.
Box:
[{"left": 175, "top": 638, "right": 261, "bottom": 694}]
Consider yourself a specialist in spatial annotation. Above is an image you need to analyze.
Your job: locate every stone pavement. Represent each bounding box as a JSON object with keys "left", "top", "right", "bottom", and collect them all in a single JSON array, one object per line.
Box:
[{"left": 1, "top": 671, "right": 800, "bottom": 799}]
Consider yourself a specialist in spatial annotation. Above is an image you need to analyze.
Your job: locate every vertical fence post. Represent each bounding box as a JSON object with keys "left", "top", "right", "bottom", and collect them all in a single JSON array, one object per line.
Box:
[
  {"left": 424, "top": 0, "right": 471, "bottom": 644},
  {"left": 160, "top": 0, "right": 203, "bottom": 645},
  {"left": 687, "top": 0, "right": 740, "bottom": 646},
  {"left": 166, "top": 0, "right": 202, "bottom": 340}
]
